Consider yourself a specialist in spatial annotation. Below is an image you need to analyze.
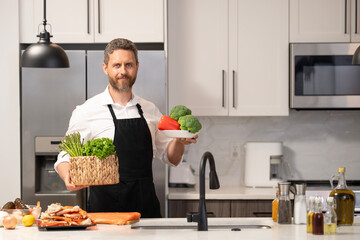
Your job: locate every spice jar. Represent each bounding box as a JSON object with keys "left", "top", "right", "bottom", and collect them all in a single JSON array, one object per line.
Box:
[{"left": 277, "top": 182, "right": 292, "bottom": 224}]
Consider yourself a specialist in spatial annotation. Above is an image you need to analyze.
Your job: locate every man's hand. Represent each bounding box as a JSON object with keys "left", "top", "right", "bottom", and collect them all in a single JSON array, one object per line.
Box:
[
  {"left": 63, "top": 171, "right": 88, "bottom": 191},
  {"left": 175, "top": 134, "right": 198, "bottom": 145},
  {"left": 57, "top": 162, "right": 88, "bottom": 191},
  {"left": 167, "top": 134, "right": 199, "bottom": 166}
]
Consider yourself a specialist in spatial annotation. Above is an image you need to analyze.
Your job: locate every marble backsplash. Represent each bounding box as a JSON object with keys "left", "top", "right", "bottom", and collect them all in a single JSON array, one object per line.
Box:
[{"left": 183, "top": 110, "right": 360, "bottom": 187}]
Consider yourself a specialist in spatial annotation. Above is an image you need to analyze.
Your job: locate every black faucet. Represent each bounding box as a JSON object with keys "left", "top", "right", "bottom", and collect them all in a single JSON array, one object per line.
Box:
[{"left": 187, "top": 151, "right": 220, "bottom": 231}]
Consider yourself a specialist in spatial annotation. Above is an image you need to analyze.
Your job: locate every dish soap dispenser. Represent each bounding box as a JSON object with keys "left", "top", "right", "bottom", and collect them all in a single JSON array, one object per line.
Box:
[{"left": 329, "top": 167, "right": 355, "bottom": 226}]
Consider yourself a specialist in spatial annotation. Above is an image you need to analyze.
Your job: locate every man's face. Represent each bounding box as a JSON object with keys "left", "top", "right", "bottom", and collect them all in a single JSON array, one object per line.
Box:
[{"left": 103, "top": 49, "right": 139, "bottom": 92}]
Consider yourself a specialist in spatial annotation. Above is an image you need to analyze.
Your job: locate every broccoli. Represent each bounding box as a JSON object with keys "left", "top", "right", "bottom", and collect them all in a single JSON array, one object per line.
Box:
[
  {"left": 170, "top": 105, "right": 192, "bottom": 121},
  {"left": 178, "top": 115, "right": 202, "bottom": 133}
]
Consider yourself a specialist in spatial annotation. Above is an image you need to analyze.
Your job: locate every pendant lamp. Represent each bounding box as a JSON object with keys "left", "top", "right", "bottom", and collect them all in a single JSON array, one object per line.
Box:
[
  {"left": 352, "top": 46, "right": 360, "bottom": 65},
  {"left": 21, "top": 0, "right": 69, "bottom": 68}
]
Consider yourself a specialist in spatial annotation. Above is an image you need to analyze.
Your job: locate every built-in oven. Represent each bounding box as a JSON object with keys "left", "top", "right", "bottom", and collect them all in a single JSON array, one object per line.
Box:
[{"left": 290, "top": 43, "right": 360, "bottom": 109}]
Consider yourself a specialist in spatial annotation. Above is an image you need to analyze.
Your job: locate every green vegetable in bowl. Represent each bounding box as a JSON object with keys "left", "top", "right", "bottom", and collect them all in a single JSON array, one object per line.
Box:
[
  {"left": 178, "top": 115, "right": 202, "bottom": 134},
  {"left": 170, "top": 105, "right": 192, "bottom": 121},
  {"left": 82, "top": 138, "right": 116, "bottom": 160}
]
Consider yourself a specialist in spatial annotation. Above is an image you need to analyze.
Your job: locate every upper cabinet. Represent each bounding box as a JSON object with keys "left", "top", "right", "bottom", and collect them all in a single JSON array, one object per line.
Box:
[
  {"left": 20, "top": 0, "right": 164, "bottom": 43},
  {"left": 168, "top": 0, "right": 289, "bottom": 116},
  {"left": 290, "top": 0, "right": 360, "bottom": 42}
]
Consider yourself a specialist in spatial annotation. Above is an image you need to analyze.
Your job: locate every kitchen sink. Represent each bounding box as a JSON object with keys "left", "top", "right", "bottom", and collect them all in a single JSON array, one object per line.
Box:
[
  {"left": 131, "top": 218, "right": 273, "bottom": 231},
  {"left": 131, "top": 224, "right": 271, "bottom": 230}
]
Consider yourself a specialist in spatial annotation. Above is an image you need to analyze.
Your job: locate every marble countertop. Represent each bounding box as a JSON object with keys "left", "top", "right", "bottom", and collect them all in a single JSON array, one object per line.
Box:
[
  {"left": 1, "top": 217, "right": 359, "bottom": 240},
  {"left": 168, "top": 185, "right": 277, "bottom": 200}
]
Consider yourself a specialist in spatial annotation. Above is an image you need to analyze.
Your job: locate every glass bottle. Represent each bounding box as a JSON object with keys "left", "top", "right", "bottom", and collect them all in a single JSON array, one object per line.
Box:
[
  {"left": 329, "top": 167, "right": 355, "bottom": 226},
  {"left": 306, "top": 196, "right": 315, "bottom": 233},
  {"left": 272, "top": 189, "right": 279, "bottom": 222},
  {"left": 312, "top": 196, "right": 324, "bottom": 235},
  {"left": 294, "top": 183, "right": 307, "bottom": 224},
  {"left": 277, "top": 182, "right": 292, "bottom": 224},
  {"left": 324, "top": 197, "right": 337, "bottom": 234}
]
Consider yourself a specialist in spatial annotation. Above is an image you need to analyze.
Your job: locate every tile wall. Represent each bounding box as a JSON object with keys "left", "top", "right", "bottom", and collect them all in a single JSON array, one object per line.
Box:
[{"left": 182, "top": 110, "right": 360, "bottom": 187}]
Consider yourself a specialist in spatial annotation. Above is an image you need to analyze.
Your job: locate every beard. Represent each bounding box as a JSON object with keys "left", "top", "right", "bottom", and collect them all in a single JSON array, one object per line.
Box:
[{"left": 108, "top": 74, "right": 136, "bottom": 92}]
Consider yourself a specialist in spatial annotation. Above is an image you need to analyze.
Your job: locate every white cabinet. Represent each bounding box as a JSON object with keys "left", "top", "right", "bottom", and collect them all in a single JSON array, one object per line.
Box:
[
  {"left": 168, "top": 0, "right": 289, "bottom": 116},
  {"left": 168, "top": 0, "right": 228, "bottom": 116},
  {"left": 290, "top": 0, "right": 360, "bottom": 42},
  {"left": 20, "top": 0, "right": 164, "bottom": 43}
]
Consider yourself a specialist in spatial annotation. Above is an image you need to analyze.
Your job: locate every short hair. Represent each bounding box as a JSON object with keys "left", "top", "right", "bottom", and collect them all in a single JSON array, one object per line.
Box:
[{"left": 104, "top": 38, "right": 138, "bottom": 65}]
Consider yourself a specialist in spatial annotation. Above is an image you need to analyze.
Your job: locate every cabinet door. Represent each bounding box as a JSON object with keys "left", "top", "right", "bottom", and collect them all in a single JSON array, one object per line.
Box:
[
  {"left": 168, "top": 200, "right": 231, "bottom": 218},
  {"left": 94, "top": 0, "right": 164, "bottom": 43},
  {"left": 168, "top": 0, "right": 229, "bottom": 116},
  {"left": 20, "top": 0, "right": 94, "bottom": 43},
  {"left": 290, "top": 0, "right": 350, "bottom": 42},
  {"left": 231, "top": 200, "right": 272, "bottom": 217},
  {"left": 228, "top": 0, "right": 289, "bottom": 116}
]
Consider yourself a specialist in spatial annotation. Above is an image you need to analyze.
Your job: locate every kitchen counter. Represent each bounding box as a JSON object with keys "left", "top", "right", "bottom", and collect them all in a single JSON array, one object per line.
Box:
[
  {"left": 1, "top": 217, "right": 360, "bottom": 240},
  {"left": 168, "top": 185, "right": 276, "bottom": 200}
]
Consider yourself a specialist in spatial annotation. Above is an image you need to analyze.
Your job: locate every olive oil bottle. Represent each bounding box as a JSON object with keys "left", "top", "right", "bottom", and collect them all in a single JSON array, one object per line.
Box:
[
  {"left": 306, "top": 196, "right": 315, "bottom": 233},
  {"left": 324, "top": 197, "right": 337, "bottom": 234},
  {"left": 329, "top": 167, "right": 355, "bottom": 226}
]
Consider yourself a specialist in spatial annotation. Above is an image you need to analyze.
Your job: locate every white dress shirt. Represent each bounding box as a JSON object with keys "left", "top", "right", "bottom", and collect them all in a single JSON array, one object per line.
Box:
[{"left": 55, "top": 86, "right": 174, "bottom": 171}]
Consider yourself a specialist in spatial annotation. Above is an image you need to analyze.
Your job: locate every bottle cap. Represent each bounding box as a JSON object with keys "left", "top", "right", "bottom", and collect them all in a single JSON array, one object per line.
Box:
[{"left": 338, "top": 167, "right": 345, "bottom": 173}]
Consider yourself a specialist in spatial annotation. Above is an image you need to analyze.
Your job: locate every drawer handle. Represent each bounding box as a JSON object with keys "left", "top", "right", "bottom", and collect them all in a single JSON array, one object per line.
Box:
[{"left": 253, "top": 212, "right": 272, "bottom": 217}]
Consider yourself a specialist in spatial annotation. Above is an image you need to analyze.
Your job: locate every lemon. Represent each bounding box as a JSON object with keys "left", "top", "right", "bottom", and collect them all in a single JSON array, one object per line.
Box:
[{"left": 22, "top": 215, "right": 35, "bottom": 227}]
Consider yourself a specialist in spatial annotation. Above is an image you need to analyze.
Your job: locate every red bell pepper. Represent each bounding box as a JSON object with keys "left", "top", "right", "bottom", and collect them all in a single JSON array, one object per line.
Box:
[{"left": 158, "top": 115, "right": 181, "bottom": 130}]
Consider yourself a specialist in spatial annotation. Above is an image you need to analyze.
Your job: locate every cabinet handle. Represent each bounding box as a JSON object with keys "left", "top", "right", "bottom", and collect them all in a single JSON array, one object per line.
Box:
[
  {"left": 232, "top": 70, "right": 236, "bottom": 108},
  {"left": 253, "top": 212, "right": 272, "bottom": 217},
  {"left": 98, "top": 0, "right": 101, "bottom": 33},
  {"left": 87, "top": 0, "right": 90, "bottom": 34},
  {"left": 356, "top": 0, "right": 359, "bottom": 34},
  {"left": 222, "top": 70, "right": 225, "bottom": 108},
  {"left": 345, "top": 0, "right": 348, "bottom": 34}
]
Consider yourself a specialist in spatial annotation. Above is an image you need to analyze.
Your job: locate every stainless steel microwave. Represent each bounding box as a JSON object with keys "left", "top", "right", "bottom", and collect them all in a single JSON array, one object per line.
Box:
[{"left": 290, "top": 43, "right": 360, "bottom": 109}]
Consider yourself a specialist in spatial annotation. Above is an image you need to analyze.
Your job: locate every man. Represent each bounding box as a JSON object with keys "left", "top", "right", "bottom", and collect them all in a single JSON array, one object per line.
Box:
[{"left": 55, "top": 38, "right": 197, "bottom": 217}]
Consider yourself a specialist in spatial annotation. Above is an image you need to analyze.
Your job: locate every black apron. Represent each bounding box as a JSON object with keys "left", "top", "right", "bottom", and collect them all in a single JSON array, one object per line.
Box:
[{"left": 87, "top": 103, "right": 161, "bottom": 218}]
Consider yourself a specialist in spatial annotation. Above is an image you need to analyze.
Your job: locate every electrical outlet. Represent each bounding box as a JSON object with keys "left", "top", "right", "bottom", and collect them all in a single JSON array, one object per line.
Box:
[{"left": 230, "top": 142, "right": 241, "bottom": 160}]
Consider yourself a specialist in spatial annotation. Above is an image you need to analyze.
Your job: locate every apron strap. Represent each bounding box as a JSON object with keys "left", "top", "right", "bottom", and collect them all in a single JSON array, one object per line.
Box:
[
  {"left": 136, "top": 103, "right": 144, "bottom": 118},
  {"left": 107, "top": 104, "right": 117, "bottom": 124}
]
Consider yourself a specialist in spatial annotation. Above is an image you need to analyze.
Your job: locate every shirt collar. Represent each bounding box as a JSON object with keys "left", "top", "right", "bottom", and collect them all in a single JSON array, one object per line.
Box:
[{"left": 101, "top": 85, "right": 138, "bottom": 107}]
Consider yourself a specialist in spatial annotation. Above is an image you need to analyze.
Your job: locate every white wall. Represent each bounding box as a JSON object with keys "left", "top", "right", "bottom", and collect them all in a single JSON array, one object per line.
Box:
[{"left": 0, "top": 0, "right": 21, "bottom": 204}]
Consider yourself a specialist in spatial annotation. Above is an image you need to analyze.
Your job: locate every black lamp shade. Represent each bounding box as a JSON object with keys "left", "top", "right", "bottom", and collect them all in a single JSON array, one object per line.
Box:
[
  {"left": 21, "top": 42, "right": 69, "bottom": 68},
  {"left": 353, "top": 46, "right": 360, "bottom": 65}
]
